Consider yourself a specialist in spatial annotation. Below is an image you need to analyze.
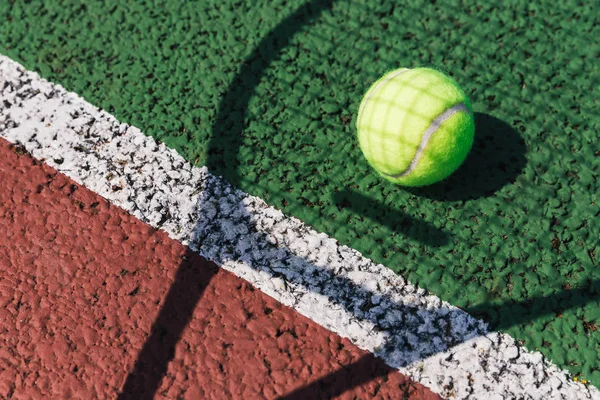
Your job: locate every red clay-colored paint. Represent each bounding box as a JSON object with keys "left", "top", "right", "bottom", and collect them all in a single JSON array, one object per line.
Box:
[{"left": 0, "top": 138, "right": 441, "bottom": 399}]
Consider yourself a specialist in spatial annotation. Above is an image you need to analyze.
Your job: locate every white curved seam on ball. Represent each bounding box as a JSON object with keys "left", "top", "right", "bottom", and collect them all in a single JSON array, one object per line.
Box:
[
  {"left": 384, "top": 102, "right": 470, "bottom": 178},
  {"left": 357, "top": 68, "right": 409, "bottom": 127}
]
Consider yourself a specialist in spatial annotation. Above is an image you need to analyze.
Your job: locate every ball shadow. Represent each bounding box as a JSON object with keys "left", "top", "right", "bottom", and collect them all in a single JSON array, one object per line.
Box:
[{"left": 408, "top": 112, "right": 527, "bottom": 201}]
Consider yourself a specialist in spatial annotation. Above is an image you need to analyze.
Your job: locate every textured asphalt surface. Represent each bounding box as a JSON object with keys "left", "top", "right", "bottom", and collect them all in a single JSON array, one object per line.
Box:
[
  {"left": 1, "top": 0, "right": 599, "bottom": 391},
  {"left": 0, "top": 137, "right": 438, "bottom": 399},
  {"left": 1, "top": 55, "right": 599, "bottom": 399}
]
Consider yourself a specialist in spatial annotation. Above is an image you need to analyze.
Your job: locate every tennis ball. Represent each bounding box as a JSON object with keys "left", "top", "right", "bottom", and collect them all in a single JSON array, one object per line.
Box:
[{"left": 356, "top": 68, "right": 475, "bottom": 187}]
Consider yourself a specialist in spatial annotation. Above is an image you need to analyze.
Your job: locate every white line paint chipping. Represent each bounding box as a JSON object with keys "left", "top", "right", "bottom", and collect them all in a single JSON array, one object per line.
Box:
[{"left": 0, "top": 54, "right": 597, "bottom": 400}]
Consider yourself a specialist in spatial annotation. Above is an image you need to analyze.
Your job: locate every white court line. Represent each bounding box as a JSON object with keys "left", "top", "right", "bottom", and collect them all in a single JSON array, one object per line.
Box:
[{"left": 0, "top": 54, "right": 597, "bottom": 400}]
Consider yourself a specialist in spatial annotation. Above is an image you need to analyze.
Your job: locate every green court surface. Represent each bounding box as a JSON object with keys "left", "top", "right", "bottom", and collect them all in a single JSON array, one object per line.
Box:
[{"left": 2, "top": 0, "right": 599, "bottom": 384}]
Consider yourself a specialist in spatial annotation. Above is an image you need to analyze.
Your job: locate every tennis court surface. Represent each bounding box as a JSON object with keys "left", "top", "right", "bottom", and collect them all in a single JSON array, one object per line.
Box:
[{"left": 0, "top": 1, "right": 598, "bottom": 399}]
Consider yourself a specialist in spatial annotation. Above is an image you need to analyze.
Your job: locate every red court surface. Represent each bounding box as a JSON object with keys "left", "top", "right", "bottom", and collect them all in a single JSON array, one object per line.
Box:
[{"left": 0, "top": 138, "right": 440, "bottom": 399}]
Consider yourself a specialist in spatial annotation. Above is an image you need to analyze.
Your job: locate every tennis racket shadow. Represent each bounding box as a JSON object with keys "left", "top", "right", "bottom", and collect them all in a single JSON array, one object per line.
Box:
[
  {"left": 465, "top": 278, "right": 600, "bottom": 331},
  {"left": 117, "top": 0, "right": 525, "bottom": 398},
  {"left": 331, "top": 189, "right": 451, "bottom": 246},
  {"left": 118, "top": 185, "right": 480, "bottom": 399},
  {"left": 118, "top": 175, "right": 600, "bottom": 399}
]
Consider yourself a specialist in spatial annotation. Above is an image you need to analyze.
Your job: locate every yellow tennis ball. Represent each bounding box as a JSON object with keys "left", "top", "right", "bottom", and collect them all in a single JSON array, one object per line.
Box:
[{"left": 356, "top": 68, "right": 475, "bottom": 187}]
